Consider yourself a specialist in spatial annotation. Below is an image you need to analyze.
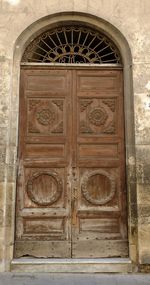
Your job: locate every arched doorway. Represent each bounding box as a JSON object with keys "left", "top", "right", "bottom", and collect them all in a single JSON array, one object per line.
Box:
[{"left": 14, "top": 23, "right": 128, "bottom": 259}]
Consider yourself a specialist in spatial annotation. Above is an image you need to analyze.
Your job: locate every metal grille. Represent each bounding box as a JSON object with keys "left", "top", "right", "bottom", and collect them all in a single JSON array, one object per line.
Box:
[{"left": 22, "top": 26, "right": 121, "bottom": 64}]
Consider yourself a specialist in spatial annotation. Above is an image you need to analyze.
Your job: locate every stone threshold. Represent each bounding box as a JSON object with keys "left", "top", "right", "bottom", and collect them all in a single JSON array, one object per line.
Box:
[{"left": 11, "top": 258, "right": 132, "bottom": 273}]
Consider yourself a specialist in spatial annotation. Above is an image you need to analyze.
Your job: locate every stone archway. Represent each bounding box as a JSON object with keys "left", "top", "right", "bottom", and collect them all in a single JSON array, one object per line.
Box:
[{"left": 6, "top": 12, "right": 137, "bottom": 272}]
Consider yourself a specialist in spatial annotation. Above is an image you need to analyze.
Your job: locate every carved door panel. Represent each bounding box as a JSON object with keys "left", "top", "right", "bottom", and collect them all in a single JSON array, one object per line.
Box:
[
  {"left": 72, "top": 69, "right": 128, "bottom": 258},
  {"left": 15, "top": 67, "right": 128, "bottom": 258},
  {"left": 15, "top": 68, "right": 72, "bottom": 257}
]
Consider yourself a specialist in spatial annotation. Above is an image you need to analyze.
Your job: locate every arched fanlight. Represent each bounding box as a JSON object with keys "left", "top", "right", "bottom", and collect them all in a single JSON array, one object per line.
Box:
[{"left": 22, "top": 26, "right": 121, "bottom": 64}]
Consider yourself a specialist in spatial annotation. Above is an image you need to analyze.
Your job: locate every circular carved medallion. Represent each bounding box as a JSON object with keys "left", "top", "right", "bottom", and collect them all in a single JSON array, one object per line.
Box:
[
  {"left": 88, "top": 107, "right": 108, "bottom": 126},
  {"left": 36, "top": 108, "right": 55, "bottom": 125},
  {"left": 81, "top": 170, "right": 115, "bottom": 205},
  {"left": 27, "top": 172, "right": 62, "bottom": 206}
]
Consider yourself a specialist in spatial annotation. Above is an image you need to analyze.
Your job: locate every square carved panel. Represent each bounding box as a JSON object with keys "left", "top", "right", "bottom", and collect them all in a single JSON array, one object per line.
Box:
[
  {"left": 78, "top": 98, "right": 117, "bottom": 135},
  {"left": 27, "top": 98, "right": 65, "bottom": 135}
]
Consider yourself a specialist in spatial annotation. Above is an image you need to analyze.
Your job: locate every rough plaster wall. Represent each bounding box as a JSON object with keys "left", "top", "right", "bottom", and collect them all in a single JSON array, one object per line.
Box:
[{"left": 0, "top": 0, "right": 150, "bottom": 271}]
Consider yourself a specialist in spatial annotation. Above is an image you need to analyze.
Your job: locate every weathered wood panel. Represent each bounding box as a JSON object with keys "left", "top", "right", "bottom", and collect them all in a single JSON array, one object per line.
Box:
[
  {"left": 15, "top": 241, "right": 71, "bottom": 258},
  {"left": 72, "top": 240, "right": 128, "bottom": 258}
]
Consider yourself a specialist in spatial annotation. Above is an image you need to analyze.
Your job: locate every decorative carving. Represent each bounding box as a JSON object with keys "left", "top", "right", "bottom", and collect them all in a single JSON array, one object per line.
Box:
[
  {"left": 103, "top": 99, "right": 116, "bottom": 112},
  {"left": 36, "top": 108, "right": 55, "bottom": 125},
  {"left": 28, "top": 121, "right": 40, "bottom": 133},
  {"left": 79, "top": 98, "right": 117, "bottom": 135},
  {"left": 88, "top": 107, "right": 108, "bottom": 126},
  {"left": 52, "top": 121, "right": 63, "bottom": 133},
  {"left": 80, "top": 121, "right": 93, "bottom": 133},
  {"left": 52, "top": 100, "right": 63, "bottom": 111},
  {"left": 27, "top": 171, "right": 62, "bottom": 206},
  {"left": 29, "top": 99, "right": 40, "bottom": 111},
  {"left": 80, "top": 100, "right": 92, "bottom": 112},
  {"left": 104, "top": 121, "right": 115, "bottom": 134},
  {"left": 81, "top": 170, "right": 115, "bottom": 205},
  {"left": 27, "top": 98, "right": 65, "bottom": 135}
]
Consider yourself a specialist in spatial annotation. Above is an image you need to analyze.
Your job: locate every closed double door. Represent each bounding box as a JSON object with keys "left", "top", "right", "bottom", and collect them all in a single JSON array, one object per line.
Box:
[{"left": 15, "top": 67, "right": 128, "bottom": 258}]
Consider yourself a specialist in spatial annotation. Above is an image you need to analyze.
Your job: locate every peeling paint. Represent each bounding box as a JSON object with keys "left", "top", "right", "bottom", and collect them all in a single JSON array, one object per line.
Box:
[
  {"left": 145, "top": 81, "right": 150, "bottom": 90},
  {"left": 4, "top": 0, "right": 20, "bottom": 5},
  {"left": 128, "top": 156, "right": 135, "bottom": 166}
]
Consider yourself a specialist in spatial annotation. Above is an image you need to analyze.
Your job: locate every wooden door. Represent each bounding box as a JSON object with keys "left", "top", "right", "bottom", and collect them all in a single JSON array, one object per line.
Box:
[
  {"left": 15, "top": 68, "right": 72, "bottom": 258},
  {"left": 71, "top": 69, "right": 128, "bottom": 257},
  {"left": 15, "top": 67, "right": 128, "bottom": 258}
]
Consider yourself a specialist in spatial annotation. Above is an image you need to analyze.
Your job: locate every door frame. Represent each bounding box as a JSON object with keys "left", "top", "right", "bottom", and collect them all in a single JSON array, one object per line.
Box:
[
  {"left": 12, "top": 64, "right": 132, "bottom": 272},
  {"left": 3, "top": 12, "right": 137, "bottom": 272}
]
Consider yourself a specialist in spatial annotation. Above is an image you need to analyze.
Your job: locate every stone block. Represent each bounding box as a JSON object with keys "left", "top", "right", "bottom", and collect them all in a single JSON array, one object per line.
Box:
[
  {"left": 138, "top": 224, "right": 150, "bottom": 264},
  {"left": 0, "top": 127, "right": 7, "bottom": 145},
  {"left": 0, "top": 163, "right": 6, "bottom": 182},
  {"left": 128, "top": 182, "right": 137, "bottom": 205},
  {"left": 134, "top": 93, "right": 150, "bottom": 145},
  {"left": 133, "top": 64, "right": 150, "bottom": 94},
  {"left": 129, "top": 203, "right": 138, "bottom": 225},
  {"left": 0, "top": 146, "right": 6, "bottom": 164},
  {"left": 129, "top": 244, "right": 137, "bottom": 264},
  {"left": 136, "top": 146, "right": 150, "bottom": 184},
  {"left": 5, "top": 201, "right": 15, "bottom": 228},
  {"left": 6, "top": 165, "right": 16, "bottom": 183},
  {"left": 9, "top": 127, "right": 18, "bottom": 146},
  {"left": 137, "top": 184, "right": 150, "bottom": 205},
  {"left": 138, "top": 204, "right": 150, "bottom": 224},
  {"left": 4, "top": 227, "right": 14, "bottom": 247},
  {"left": 0, "top": 183, "right": 5, "bottom": 208},
  {"left": 0, "top": 209, "right": 3, "bottom": 227}
]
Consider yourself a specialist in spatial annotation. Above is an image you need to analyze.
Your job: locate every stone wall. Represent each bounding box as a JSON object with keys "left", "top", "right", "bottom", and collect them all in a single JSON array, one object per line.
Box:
[{"left": 0, "top": 0, "right": 150, "bottom": 272}]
